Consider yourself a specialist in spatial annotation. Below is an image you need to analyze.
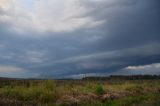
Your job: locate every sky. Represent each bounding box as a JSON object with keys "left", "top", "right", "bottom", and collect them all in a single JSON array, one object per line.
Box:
[{"left": 0, "top": 0, "right": 160, "bottom": 78}]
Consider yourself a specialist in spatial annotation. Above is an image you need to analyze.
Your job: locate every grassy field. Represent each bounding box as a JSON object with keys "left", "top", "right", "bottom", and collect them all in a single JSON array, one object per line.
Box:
[{"left": 0, "top": 79, "right": 160, "bottom": 106}]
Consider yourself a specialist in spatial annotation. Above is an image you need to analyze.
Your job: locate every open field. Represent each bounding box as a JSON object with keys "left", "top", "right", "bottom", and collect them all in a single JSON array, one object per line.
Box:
[{"left": 0, "top": 78, "right": 160, "bottom": 106}]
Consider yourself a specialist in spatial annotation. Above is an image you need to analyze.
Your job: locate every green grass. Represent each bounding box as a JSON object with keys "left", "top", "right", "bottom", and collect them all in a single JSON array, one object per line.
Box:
[
  {"left": 0, "top": 79, "right": 159, "bottom": 106},
  {"left": 113, "top": 93, "right": 160, "bottom": 106},
  {"left": 80, "top": 93, "right": 160, "bottom": 106},
  {"left": 0, "top": 80, "right": 57, "bottom": 104}
]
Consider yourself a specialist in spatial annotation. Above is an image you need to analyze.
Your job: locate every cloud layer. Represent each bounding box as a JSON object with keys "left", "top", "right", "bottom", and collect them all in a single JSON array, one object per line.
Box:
[
  {"left": 0, "top": 0, "right": 105, "bottom": 33},
  {"left": 0, "top": 0, "right": 160, "bottom": 78}
]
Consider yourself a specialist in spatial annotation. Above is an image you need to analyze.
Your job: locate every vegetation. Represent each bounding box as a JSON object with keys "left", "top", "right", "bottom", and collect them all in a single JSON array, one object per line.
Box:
[
  {"left": 0, "top": 77, "right": 159, "bottom": 106},
  {"left": 95, "top": 85, "right": 105, "bottom": 95}
]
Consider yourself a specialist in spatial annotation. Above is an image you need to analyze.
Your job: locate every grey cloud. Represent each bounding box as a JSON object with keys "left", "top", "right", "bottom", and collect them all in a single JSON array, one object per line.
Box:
[
  {"left": 31, "top": 43, "right": 160, "bottom": 78},
  {"left": 0, "top": 0, "right": 160, "bottom": 78}
]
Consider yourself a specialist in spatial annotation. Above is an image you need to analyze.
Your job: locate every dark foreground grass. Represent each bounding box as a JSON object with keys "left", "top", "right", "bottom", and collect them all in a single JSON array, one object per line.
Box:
[
  {"left": 85, "top": 93, "right": 160, "bottom": 106},
  {"left": 113, "top": 93, "right": 160, "bottom": 106},
  {"left": 0, "top": 79, "right": 159, "bottom": 106}
]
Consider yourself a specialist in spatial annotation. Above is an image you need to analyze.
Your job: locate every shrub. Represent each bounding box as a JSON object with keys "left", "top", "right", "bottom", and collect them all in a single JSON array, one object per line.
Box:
[
  {"left": 2, "top": 86, "right": 19, "bottom": 97},
  {"left": 21, "top": 87, "right": 42, "bottom": 101},
  {"left": 38, "top": 91, "right": 55, "bottom": 103},
  {"left": 95, "top": 85, "right": 105, "bottom": 95},
  {"left": 43, "top": 79, "right": 56, "bottom": 91}
]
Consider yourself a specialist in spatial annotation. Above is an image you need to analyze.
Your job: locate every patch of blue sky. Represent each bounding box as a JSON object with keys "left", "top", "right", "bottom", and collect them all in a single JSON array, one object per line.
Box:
[{"left": 17, "top": 0, "right": 36, "bottom": 11}]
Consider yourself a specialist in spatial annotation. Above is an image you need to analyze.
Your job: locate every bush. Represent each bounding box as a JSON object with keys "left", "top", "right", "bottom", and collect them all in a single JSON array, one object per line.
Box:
[
  {"left": 95, "top": 85, "right": 105, "bottom": 95},
  {"left": 2, "top": 86, "right": 19, "bottom": 97},
  {"left": 20, "top": 87, "right": 42, "bottom": 101},
  {"left": 43, "top": 79, "right": 56, "bottom": 91},
  {"left": 38, "top": 91, "right": 55, "bottom": 103}
]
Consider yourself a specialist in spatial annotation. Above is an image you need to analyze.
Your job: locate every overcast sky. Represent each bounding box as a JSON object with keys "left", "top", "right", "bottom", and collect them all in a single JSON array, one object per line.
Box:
[{"left": 0, "top": 0, "right": 160, "bottom": 78}]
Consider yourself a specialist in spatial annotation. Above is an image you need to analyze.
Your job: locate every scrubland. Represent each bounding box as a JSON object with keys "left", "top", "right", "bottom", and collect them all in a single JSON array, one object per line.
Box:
[{"left": 0, "top": 79, "right": 160, "bottom": 106}]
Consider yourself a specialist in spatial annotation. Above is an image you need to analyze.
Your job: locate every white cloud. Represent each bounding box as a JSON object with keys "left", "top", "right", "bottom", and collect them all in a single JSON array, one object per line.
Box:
[
  {"left": 109, "top": 63, "right": 160, "bottom": 75},
  {"left": 0, "top": 0, "right": 105, "bottom": 34},
  {"left": 0, "top": 65, "right": 37, "bottom": 78},
  {"left": 126, "top": 63, "right": 160, "bottom": 70},
  {"left": 152, "top": 63, "right": 160, "bottom": 68},
  {"left": 126, "top": 65, "right": 152, "bottom": 70},
  {"left": 0, "top": 65, "right": 23, "bottom": 72}
]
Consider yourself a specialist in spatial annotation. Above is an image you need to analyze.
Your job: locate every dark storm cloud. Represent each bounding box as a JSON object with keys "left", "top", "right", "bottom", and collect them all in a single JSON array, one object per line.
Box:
[
  {"left": 30, "top": 43, "right": 160, "bottom": 78},
  {"left": 90, "top": 0, "right": 160, "bottom": 50},
  {"left": 0, "top": 0, "right": 160, "bottom": 78}
]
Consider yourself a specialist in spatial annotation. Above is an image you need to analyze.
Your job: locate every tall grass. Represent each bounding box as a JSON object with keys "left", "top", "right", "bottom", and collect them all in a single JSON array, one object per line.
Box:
[
  {"left": 0, "top": 79, "right": 57, "bottom": 104},
  {"left": 0, "top": 79, "right": 159, "bottom": 105}
]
